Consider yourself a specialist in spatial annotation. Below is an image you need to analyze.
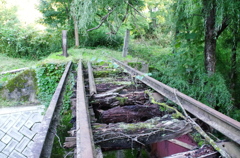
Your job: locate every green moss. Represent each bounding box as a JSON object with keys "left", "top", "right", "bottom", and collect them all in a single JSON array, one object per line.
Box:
[
  {"left": 128, "top": 62, "right": 142, "bottom": 70},
  {"left": 116, "top": 97, "right": 128, "bottom": 105},
  {"left": 119, "top": 122, "right": 156, "bottom": 131},
  {"left": 4, "top": 69, "right": 37, "bottom": 93},
  {"left": 93, "top": 70, "right": 122, "bottom": 77}
]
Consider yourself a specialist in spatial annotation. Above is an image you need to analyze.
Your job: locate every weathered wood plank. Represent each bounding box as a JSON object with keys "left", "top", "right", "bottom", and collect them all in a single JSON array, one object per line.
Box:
[
  {"left": 97, "top": 104, "right": 162, "bottom": 123},
  {"left": 92, "top": 91, "right": 149, "bottom": 108},
  {"left": 93, "top": 117, "right": 192, "bottom": 149}
]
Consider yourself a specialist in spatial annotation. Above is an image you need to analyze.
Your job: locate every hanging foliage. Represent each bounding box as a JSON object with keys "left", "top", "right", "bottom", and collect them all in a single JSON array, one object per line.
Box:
[{"left": 70, "top": 0, "right": 145, "bottom": 34}]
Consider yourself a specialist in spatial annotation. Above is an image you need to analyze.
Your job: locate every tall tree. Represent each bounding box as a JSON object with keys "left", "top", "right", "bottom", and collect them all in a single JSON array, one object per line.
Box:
[{"left": 175, "top": 0, "right": 239, "bottom": 75}]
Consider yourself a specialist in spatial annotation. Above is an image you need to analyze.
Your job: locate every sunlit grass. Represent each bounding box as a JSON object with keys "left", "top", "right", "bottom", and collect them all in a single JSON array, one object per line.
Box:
[
  {"left": 0, "top": 54, "right": 37, "bottom": 73},
  {"left": 39, "top": 47, "right": 139, "bottom": 64}
]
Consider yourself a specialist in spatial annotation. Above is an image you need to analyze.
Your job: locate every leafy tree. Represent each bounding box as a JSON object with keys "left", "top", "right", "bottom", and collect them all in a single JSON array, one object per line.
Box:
[
  {"left": 0, "top": 0, "right": 63, "bottom": 59},
  {"left": 0, "top": 0, "right": 19, "bottom": 26},
  {"left": 144, "top": 0, "right": 173, "bottom": 38},
  {"left": 38, "top": 0, "right": 72, "bottom": 28},
  {"left": 38, "top": 0, "right": 80, "bottom": 47},
  {"left": 70, "top": 0, "right": 145, "bottom": 34},
  {"left": 171, "top": 0, "right": 240, "bottom": 110}
]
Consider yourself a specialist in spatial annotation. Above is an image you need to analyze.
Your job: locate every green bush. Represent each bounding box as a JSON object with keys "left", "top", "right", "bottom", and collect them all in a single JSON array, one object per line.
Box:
[
  {"left": 0, "top": 26, "right": 67, "bottom": 60},
  {"left": 83, "top": 27, "right": 123, "bottom": 49}
]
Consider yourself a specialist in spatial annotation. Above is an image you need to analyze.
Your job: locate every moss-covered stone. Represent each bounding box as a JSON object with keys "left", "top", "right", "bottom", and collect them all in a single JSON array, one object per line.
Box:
[{"left": 0, "top": 69, "right": 38, "bottom": 103}]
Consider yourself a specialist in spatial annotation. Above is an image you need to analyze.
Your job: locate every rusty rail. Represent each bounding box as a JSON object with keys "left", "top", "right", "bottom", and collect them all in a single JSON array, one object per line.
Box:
[
  {"left": 76, "top": 60, "right": 96, "bottom": 157},
  {"left": 30, "top": 61, "right": 72, "bottom": 158},
  {"left": 113, "top": 59, "right": 240, "bottom": 145}
]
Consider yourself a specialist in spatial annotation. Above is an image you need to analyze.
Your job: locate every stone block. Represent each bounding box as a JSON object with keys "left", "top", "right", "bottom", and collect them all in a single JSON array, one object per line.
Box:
[
  {"left": 25, "top": 120, "right": 34, "bottom": 129},
  {"left": 0, "top": 153, "right": 7, "bottom": 158},
  {"left": 7, "top": 128, "right": 23, "bottom": 141},
  {"left": 9, "top": 150, "right": 26, "bottom": 158},
  {"left": 16, "top": 137, "right": 30, "bottom": 152},
  {"left": 20, "top": 126, "right": 35, "bottom": 139},
  {"left": 31, "top": 123, "right": 41, "bottom": 133},
  {"left": 0, "top": 115, "right": 9, "bottom": 126},
  {"left": 0, "top": 141, "right": 6, "bottom": 151},
  {"left": 22, "top": 147, "right": 31, "bottom": 157},
  {"left": 1, "top": 118, "right": 15, "bottom": 132},
  {"left": 2, "top": 139, "right": 18, "bottom": 155},
  {"left": 1, "top": 134, "right": 12, "bottom": 144},
  {"left": 13, "top": 116, "right": 28, "bottom": 130},
  {"left": 0, "top": 130, "right": 5, "bottom": 139}
]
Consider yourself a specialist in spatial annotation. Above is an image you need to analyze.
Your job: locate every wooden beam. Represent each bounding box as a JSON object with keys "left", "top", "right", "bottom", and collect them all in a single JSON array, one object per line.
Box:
[{"left": 93, "top": 117, "right": 192, "bottom": 149}]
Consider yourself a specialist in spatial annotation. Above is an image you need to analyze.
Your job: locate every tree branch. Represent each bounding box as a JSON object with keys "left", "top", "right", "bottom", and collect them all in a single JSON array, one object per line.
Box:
[
  {"left": 121, "top": 3, "right": 130, "bottom": 23},
  {"left": 126, "top": 1, "right": 146, "bottom": 18},
  {"left": 216, "top": 18, "right": 229, "bottom": 39},
  {"left": 87, "top": 7, "right": 116, "bottom": 32},
  {"left": 106, "top": 5, "right": 130, "bottom": 34}
]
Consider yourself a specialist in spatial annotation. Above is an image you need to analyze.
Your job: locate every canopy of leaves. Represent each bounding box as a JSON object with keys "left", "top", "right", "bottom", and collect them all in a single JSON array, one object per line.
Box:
[
  {"left": 70, "top": 0, "right": 145, "bottom": 34},
  {"left": 38, "top": 0, "right": 72, "bottom": 28},
  {"left": 0, "top": 1, "right": 19, "bottom": 26}
]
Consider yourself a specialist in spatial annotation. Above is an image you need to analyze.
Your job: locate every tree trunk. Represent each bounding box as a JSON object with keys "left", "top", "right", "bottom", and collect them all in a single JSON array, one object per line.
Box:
[
  {"left": 203, "top": 0, "right": 216, "bottom": 75},
  {"left": 62, "top": 30, "right": 69, "bottom": 57},
  {"left": 73, "top": 17, "right": 79, "bottom": 47},
  {"left": 92, "top": 91, "right": 149, "bottom": 109},
  {"left": 122, "top": 29, "right": 130, "bottom": 57}
]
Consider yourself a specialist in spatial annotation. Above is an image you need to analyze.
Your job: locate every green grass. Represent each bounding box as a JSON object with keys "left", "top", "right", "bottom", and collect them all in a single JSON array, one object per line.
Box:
[
  {"left": 39, "top": 47, "right": 139, "bottom": 64},
  {"left": 0, "top": 53, "right": 38, "bottom": 86},
  {"left": 0, "top": 54, "right": 37, "bottom": 72}
]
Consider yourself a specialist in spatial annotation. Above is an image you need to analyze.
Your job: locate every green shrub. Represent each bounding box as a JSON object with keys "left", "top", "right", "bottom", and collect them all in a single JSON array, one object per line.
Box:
[
  {"left": 0, "top": 26, "right": 71, "bottom": 60},
  {"left": 83, "top": 27, "right": 123, "bottom": 49}
]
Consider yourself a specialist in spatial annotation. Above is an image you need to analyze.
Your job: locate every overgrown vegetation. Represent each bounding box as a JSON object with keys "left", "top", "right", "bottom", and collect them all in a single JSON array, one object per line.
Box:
[
  {"left": 51, "top": 70, "right": 75, "bottom": 157},
  {"left": 35, "top": 63, "right": 66, "bottom": 107},
  {"left": 129, "top": 43, "right": 239, "bottom": 121}
]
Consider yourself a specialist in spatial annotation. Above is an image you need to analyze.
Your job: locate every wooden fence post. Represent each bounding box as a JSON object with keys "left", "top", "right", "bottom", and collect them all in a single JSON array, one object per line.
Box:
[
  {"left": 62, "top": 30, "right": 69, "bottom": 57},
  {"left": 122, "top": 29, "right": 130, "bottom": 57}
]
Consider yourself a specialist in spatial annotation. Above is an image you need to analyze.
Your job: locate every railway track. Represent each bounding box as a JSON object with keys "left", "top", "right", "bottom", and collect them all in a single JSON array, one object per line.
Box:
[{"left": 30, "top": 59, "right": 240, "bottom": 158}]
